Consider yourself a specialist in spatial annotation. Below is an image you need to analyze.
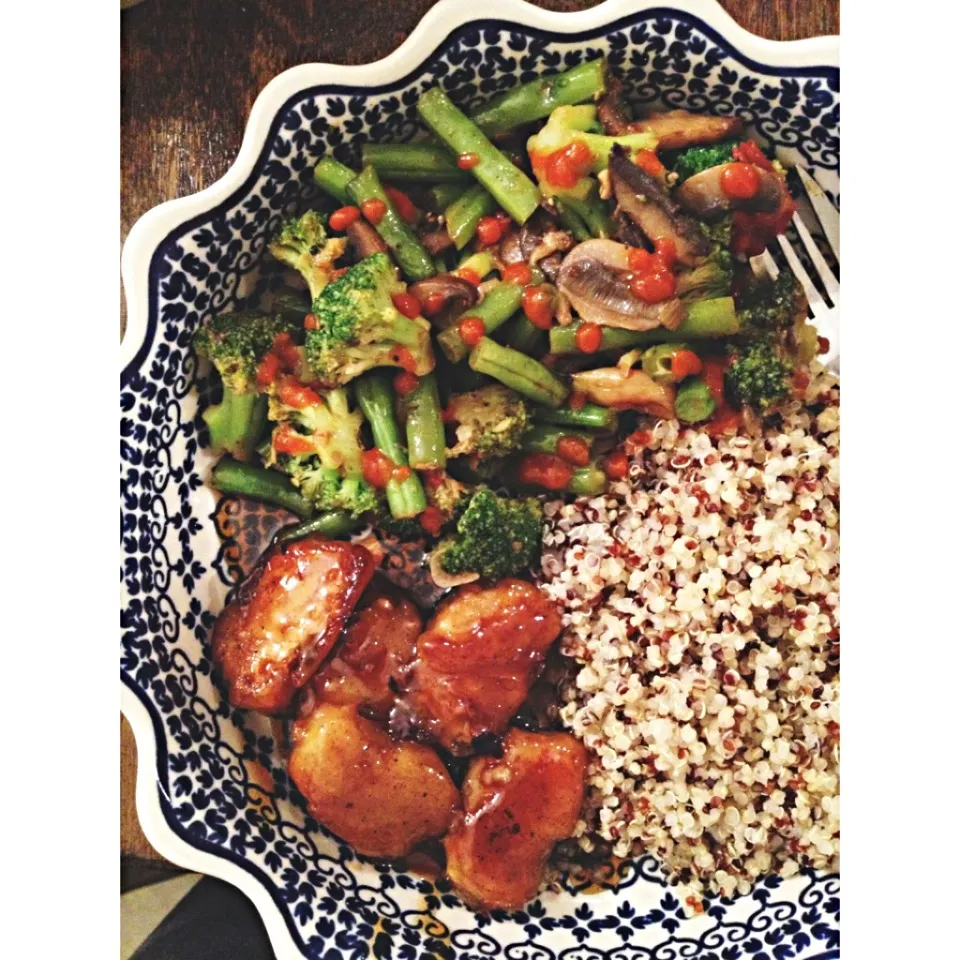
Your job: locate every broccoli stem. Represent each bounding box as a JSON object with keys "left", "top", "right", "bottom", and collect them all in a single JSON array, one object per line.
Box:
[
  {"left": 274, "top": 511, "right": 363, "bottom": 543},
  {"left": 405, "top": 373, "right": 447, "bottom": 470},
  {"left": 554, "top": 199, "right": 592, "bottom": 243},
  {"left": 501, "top": 313, "right": 547, "bottom": 357},
  {"left": 549, "top": 296, "right": 740, "bottom": 354},
  {"left": 417, "top": 87, "right": 541, "bottom": 224},
  {"left": 355, "top": 373, "right": 428, "bottom": 519},
  {"left": 424, "top": 182, "right": 468, "bottom": 212},
  {"left": 445, "top": 184, "right": 499, "bottom": 250},
  {"left": 468, "top": 338, "right": 569, "bottom": 408},
  {"left": 211, "top": 458, "right": 314, "bottom": 519},
  {"left": 521, "top": 424, "right": 596, "bottom": 456},
  {"left": 567, "top": 462, "right": 609, "bottom": 496},
  {"left": 558, "top": 187, "right": 614, "bottom": 239},
  {"left": 532, "top": 402, "right": 619, "bottom": 431},
  {"left": 675, "top": 376, "right": 718, "bottom": 424},
  {"left": 346, "top": 166, "right": 437, "bottom": 281},
  {"left": 437, "top": 281, "right": 525, "bottom": 362},
  {"left": 313, "top": 156, "right": 357, "bottom": 204},
  {"left": 361, "top": 142, "right": 473, "bottom": 183},
  {"left": 203, "top": 389, "right": 268, "bottom": 462},
  {"left": 469, "top": 58, "right": 608, "bottom": 137}
]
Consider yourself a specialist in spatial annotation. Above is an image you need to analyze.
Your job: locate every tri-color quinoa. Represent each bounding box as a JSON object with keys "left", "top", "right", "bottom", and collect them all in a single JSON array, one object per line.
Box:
[{"left": 539, "top": 366, "right": 839, "bottom": 908}]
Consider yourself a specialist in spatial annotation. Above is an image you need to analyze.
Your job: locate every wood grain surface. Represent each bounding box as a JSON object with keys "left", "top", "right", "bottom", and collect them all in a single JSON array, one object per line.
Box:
[{"left": 119, "top": 0, "right": 839, "bottom": 865}]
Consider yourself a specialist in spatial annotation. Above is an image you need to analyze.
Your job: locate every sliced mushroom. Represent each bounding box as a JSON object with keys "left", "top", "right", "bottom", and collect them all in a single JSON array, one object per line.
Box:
[
  {"left": 419, "top": 217, "right": 455, "bottom": 256},
  {"left": 408, "top": 274, "right": 479, "bottom": 330},
  {"left": 571, "top": 367, "right": 676, "bottom": 420},
  {"left": 529, "top": 229, "right": 574, "bottom": 266},
  {"left": 624, "top": 109, "right": 743, "bottom": 150},
  {"left": 497, "top": 207, "right": 563, "bottom": 265},
  {"left": 556, "top": 239, "right": 686, "bottom": 332},
  {"left": 597, "top": 76, "right": 633, "bottom": 135},
  {"left": 537, "top": 252, "right": 566, "bottom": 284},
  {"left": 345, "top": 220, "right": 388, "bottom": 259},
  {"left": 608, "top": 145, "right": 712, "bottom": 266},
  {"left": 612, "top": 210, "right": 650, "bottom": 249},
  {"left": 676, "top": 162, "right": 786, "bottom": 220}
]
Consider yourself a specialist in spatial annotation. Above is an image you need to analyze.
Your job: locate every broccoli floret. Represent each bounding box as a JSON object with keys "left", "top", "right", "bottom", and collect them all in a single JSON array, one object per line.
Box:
[
  {"left": 267, "top": 388, "right": 380, "bottom": 517},
  {"left": 268, "top": 210, "right": 347, "bottom": 301},
  {"left": 671, "top": 140, "right": 738, "bottom": 183},
  {"left": 304, "top": 253, "right": 435, "bottom": 387},
  {"left": 528, "top": 104, "right": 658, "bottom": 201},
  {"left": 425, "top": 471, "right": 469, "bottom": 515},
  {"left": 725, "top": 336, "right": 793, "bottom": 409},
  {"left": 737, "top": 270, "right": 806, "bottom": 338},
  {"left": 702, "top": 214, "right": 733, "bottom": 248},
  {"left": 193, "top": 311, "right": 299, "bottom": 459},
  {"left": 446, "top": 385, "right": 532, "bottom": 461},
  {"left": 375, "top": 513, "right": 427, "bottom": 543},
  {"left": 436, "top": 487, "right": 543, "bottom": 581},
  {"left": 676, "top": 246, "right": 734, "bottom": 302}
]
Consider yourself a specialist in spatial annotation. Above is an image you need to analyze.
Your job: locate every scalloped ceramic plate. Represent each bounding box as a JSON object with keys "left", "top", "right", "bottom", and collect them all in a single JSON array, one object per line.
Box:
[{"left": 120, "top": 2, "right": 839, "bottom": 957}]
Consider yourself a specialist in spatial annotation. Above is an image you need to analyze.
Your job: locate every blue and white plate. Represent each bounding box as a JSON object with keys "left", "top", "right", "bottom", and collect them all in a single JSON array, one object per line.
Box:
[{"left": 120, "top": 2, "right": 839, "bottom": 957}]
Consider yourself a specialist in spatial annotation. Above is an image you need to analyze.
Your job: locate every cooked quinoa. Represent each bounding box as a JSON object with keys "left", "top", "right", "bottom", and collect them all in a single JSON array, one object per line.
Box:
[{"left": 539, "top": 366, "right": 839, "bottom": 907}]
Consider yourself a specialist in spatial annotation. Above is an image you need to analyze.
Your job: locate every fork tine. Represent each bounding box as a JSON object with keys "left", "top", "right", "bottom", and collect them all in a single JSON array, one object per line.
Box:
[
  {"left": 795, "top": 164, "right": 840, "bottom": 262},
  {"left": 777, "top": 233, "right": 828, "bottom": 316},
  {"left": 790, "top": 212, "right": 839, "bottom": 302}
]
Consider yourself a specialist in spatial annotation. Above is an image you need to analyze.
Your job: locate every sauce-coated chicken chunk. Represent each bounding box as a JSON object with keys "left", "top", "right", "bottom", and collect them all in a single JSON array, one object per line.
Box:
[
  {"left": 399, "top": 580, "right": 562, "bottom": 754},
  {"left": 289, "top": 703, "right": 460, "bottom": 858},
  {"left": 311, "top": 582, "right": 422, "bottom": 717},
  {"left": 444, "top": 729, "right": 586, "bottom": 910},
  {"left": 212, "top": 536, "right": 375, "bottom": 714}
]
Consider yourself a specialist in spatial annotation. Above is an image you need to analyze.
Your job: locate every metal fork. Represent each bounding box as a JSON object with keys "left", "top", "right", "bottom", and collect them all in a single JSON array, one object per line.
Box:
[{"left": 754, "top": 163, "right": 839, "bottom": 371}]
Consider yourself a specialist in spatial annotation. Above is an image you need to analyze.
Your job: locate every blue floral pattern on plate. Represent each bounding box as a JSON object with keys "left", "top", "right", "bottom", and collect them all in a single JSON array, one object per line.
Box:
[{"left": 121, "top": 8, "right": 839, "bottom": 959}]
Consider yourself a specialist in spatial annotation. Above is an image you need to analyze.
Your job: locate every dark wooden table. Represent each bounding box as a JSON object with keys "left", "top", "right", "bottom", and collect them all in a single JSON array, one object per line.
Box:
[{"left": 120, "top": 0, "right": 839, "bottom": 867}]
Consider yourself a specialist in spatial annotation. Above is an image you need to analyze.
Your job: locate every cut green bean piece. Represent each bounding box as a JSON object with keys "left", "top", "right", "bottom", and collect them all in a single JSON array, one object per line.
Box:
[
  {"left": 361, "top": 142, "right": 472, "bottom": 183},
  {"left": 521, "top": 424, "right": 596, "bottom": 456},
  {"left": 470, "top": 59, "right": 608, "bottom": 137},
  {"left": 675, "top": 376, "right": 717, "bottom": 424},
  {"left": 417, "top": 87, "right": 541, "bottom": 224},
  {"left": 405, "top": 373, "right": 446, "bottom": 469},
  {"left": 560, "top": 186, "right": 614, "bottom": 238},
  {"left": 346, "top": 166, "right": 437, "bottom": 281},
  {"left": 468, "top": 337, "right": 569, "bottom": 407},
  {"left": 549, "top": 297, "right": 740, "bottom": 354},
  {"left": 554, "top": 199, "right": 592, "bottom": 243},
  {"left": 456, "top": 248, "right": 497, "bottom": 277},
  {"left": 355, "top": 373, "right": 428, "bottom": 519},
  {"left": 211, "top": 458, "right": 313, "bottom": 519},
  {"left": 532, "top": 402, "right": 619, "bottom": 431},
  {"left": 446, "top": 184, "right": 499, "bottom": 250},
  {"left": 313, "top": 156, "right": 357, "bottom": 204},
  {"left": 424, "top": 182, "right": 468, "bottom": 212},
  {"left": 438, "top": 282, "right": 525, "bottom": 363},
  {"left": 501, "top": 313, "right": 547, "bottom": 357},
  {"left": 274, "top": 511, "right": 362, "bottom": 543},
  {"left": 567, "top": 462, "right": 609, "bottom": 496}
]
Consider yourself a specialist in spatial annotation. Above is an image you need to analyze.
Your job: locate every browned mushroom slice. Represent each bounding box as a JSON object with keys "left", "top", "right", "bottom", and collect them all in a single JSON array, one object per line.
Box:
[
  {"left": 608, "top": 145, "right": 712, "bottom": 266},
  {"left": 676, "top": 162, "right": 786, "bottom": 220},
  {"left": 571, "top": 366, "right": 677, "bottom": 419},
  {"left": 625, "top": 109, "right": 743, "bottom": 150},
  {"left": 596, "top": 76, "right": 633, "bottom": 135},
  {"left": 345, "top": 219, "right": 387, "bottom": 259},
  {"left": 419, "top": 218, "right": 455, "bottom": 256},
  {"left": 556, "top": 239, "right": 685, "bottom": 332},
  {"left": 408, "top": 274, "right": 478, "bottom": 330}
]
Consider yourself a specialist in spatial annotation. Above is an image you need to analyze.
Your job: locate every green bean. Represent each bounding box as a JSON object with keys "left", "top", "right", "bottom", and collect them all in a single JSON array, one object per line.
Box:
[
  {"left": 313, "top": 156, "right": 357, "bottom": 204},
  {"left": 211, "top": 458, "right": 313, "bottom": 519},
  {"left": 417, "top": 87, "right": 541, "bottom": 224},
  {"left": 470, "top": 59, "right": 609, "bottom": 137},
  {"left": 532, "top": 402, "right": 619, "bottom": 431},
  {"left": 437, "top": 282, "right": 525, "bottom": 363},
  {"left": 554, "top": 199, "right": 592, "bottom": 243},
  {"left": 456, "top": 249, "right": 497, "bottom": 277},
  {"left": 446, "top": 184, "right": 499, "bottom": 250},
  {"left": 559, "top": 186, "right": 614, "bottom": 239},
  {"left": 675, "top": 377, "right": 717, "bottom": 424},
  {"left": 405, "top": 373, "right": 446, "bottom": 470},
  {"left": 468, "top": 338, "right": 569, "bottom": 407},
  {"left": 274, "top": 511, "right": 362, "bottom": 543},
  {"left": 642, "top": 342, "right": 693, "bottom": 384},
  {"left": 501, "top": 313, "right": 547, "bottom": 357},
  {"left": 346, "top": 166, "right": 437, "bottom": 281},
  {"left": 355, "top": 373, "right": 428, "bottom": 519},
  {"left": 567, "top": 462, "right": 609, "bottom": 497},
  {"left": 549, "top": 297, "right": 740, "bottom": 354},
  {"left": 521, "top": 424, "right": 596, "bottom": 456},
  {"left": 424, "top": 182, "right": 467, "bottom": 212},
  {"left": 361, "top": 142, "right": 472, "bottom": 183}
]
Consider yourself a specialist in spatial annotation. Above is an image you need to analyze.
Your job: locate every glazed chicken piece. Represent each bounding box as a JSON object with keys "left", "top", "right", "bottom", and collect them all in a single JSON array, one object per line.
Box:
[
  {"left": 397, "top": 579, "right": 562, "bottom": 755},
  {"left": 310, "top": 580, "right": 423, "bottom": 718},
  {"left": 444, "top": 729, "right": 587, "bottom": 910},
  {"left": 288, "top": 702, "right": 460, "bottom": 859},
  {"left": 211, "top": 536, "right": 375, "bottom": 714}
]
